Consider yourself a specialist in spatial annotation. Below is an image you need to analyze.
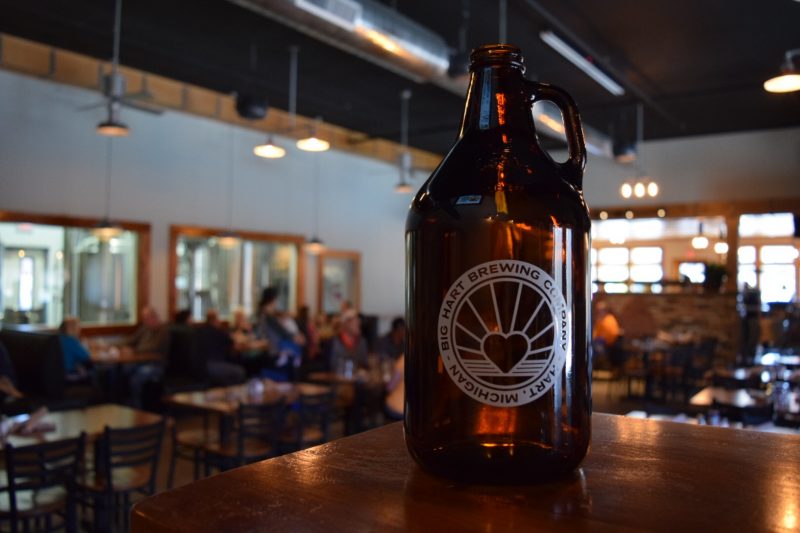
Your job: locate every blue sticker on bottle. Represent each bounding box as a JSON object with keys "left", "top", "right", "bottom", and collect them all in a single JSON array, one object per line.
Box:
[{"left": 455, "top": 195, "right": 482, "bottom": 205}]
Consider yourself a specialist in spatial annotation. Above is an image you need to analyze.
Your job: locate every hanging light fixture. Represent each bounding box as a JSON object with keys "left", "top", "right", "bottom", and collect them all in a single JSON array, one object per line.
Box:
[
  {"left": 93, "top": 138, "right": 124, "bottom": 240},
  {"left": 97, "top": 0, "right": 130, "bottom": 137},
  {"left": 219, "top": 126, "right": 240, "bottom": 249},
  {"left": 713, "top": 228, "right": 729, "bottom": 255},
  {"left": 253, "top": 135, "right": 286, "bottom": 159},
  {"left": 306, "top": 152, "right": 326, "bottom": 255},
  {"left": 618, "top": 104, "right": 660, "bottom": 200},
  {"left": 297, "top": 117, "right": 330, "bottom": 152},
  {"left": 394, "top": 89, "right": 414, "bottom": 194},
  {"left": 764, "top": 49, "right": 800, "bottom": 93},
  {"left": 691, "top": 221, "right": 709, "bottom": 250}
]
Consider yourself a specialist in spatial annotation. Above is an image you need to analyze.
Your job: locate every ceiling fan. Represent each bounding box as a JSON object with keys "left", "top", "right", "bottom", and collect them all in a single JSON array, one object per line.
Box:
[{"left": 78, "top": 0, "right": 163, "bottom": 136}]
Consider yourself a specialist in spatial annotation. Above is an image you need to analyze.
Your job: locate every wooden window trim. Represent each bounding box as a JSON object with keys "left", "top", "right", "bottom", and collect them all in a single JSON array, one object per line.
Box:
[
  {"left": 0, "top": 210, "right": 151, "bottom": 336},
  {"left": 168, "top": 224, "right": 306, "bottom": 319}
]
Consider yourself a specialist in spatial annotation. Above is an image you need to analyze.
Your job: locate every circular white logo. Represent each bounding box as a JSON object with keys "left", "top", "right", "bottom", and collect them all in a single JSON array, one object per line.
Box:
[{"left": 437, "top": 260, "right": 568, "bottom": 407}]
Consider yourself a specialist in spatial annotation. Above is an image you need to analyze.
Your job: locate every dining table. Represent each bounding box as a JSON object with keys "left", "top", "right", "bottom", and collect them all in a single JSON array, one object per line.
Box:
[
  {"left": 166, "top": 380, "right": 332, "bottom": 442},
  {"left": 0, "top": 403, "right": 164, "bottom": 448},
  {"left": 689, "top": 386, "right": 772, "bottom": 409},
  {"left": 131, "top": 413, "right": 800, "bottom": 532}
]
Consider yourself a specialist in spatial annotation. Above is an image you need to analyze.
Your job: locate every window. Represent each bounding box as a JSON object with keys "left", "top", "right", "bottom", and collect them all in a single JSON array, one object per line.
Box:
[
  {"left": 317, "top": 250, "right": 361, "bottom": 315},
  {"left": 0, "top": 213, "right": 148, "bottom": 331},
  {"left": 171, "top": 226, "right": 304, "bottom": 321},
  {"left": 678, "top": 262, "right": 706, "bottom": 284},
  {"left": 738, "top": 244, "right": 799, "bottom": 303},
  {"left": 592, "top": 246, "right": 663, "bottom": 293}
]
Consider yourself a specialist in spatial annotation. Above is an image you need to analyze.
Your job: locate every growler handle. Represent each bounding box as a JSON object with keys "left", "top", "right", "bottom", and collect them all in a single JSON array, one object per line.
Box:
[{"left": 526, "top": 81, "right": 587, "bottom": 190}]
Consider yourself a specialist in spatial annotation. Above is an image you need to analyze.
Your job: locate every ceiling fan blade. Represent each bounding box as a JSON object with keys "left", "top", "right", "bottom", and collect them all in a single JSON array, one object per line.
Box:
[
  {"left": 76, "top": 101, "right": 107, "bottom": 111},
  {"left": 120, "top": 98, "right": 164, "bottom": 115}
]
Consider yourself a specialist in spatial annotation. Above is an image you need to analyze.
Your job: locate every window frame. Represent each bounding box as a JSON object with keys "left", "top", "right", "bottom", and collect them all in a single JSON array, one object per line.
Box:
[
  {"left": 316, "top": 249, "right": 362, "bottom": 315},
  {"left": 168, "top": 225, "right": 306, "bottom": 321},
  {"left": 737, "top": 236, "right": 800, "bottom": 302},
  {"left": 0, "top": 210, "right": 150, "bottom": 335},
  {"left": 592, "top": 244, "right": 664, "bottom": 292}
]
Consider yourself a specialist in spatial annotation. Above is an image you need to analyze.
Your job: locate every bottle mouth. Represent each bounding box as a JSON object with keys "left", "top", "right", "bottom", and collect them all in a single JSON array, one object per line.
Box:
[{"left": 469, "top": 44, "right": 525, "bottom": 71}]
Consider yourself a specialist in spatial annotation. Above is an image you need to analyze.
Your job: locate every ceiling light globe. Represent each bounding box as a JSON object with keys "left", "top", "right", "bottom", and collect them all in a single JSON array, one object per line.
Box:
[
  {"left": 691, "top": 236, "right": 709, "bottom": 250},
  {"left": 764, "top": 74, "right": 800, "bottom": 93},
  {"left": 620, "top": 183, "right": 632, "bottom": 199},
  {"left": 297, "top": 137, "right": 330, "bottom": 152},
  {"left": 625, "top": 210, "right": 634, "bottom": 220},
  {"left": 714, "top": 241, "right": 729, "bottom": 254},
  {"left": 253, "top": 143, "right": 286, "bottom": 159},
  {"left": 633, "top": 182, "right": 646, "bottom": 198},
  {"left": 647, "top": 182, "right": 659, "bottom": 197},
  {"left": 599, "top": 211, "right": 608, "bottom": 220},
  {"left": 96, "top": 121, "right": 129, "bottom": 137}
]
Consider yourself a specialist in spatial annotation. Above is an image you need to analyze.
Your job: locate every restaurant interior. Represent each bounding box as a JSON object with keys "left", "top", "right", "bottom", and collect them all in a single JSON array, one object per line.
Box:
[{"left": 0, "top": 0, "right": 799, "bottom": 531}]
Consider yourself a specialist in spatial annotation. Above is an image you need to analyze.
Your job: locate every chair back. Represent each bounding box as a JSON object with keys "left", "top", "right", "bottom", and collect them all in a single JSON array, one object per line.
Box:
[
  {"left": 294, "top": 390, "right": 334, "bottom": 447},
  {"left": 97, "top": 419, "right": 165, "bottom": 496},
  {"left": 3, "top": 434, "right": 86, "bottom": 524},
  {"left": 237, "top": 401, "right": 286, "bottom": 457}
]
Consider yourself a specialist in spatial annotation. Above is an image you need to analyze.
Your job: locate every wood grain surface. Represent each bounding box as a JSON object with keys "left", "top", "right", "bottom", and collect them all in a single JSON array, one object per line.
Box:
[{"left": 131, "top": 413, "right": 800, "bottom": 532}]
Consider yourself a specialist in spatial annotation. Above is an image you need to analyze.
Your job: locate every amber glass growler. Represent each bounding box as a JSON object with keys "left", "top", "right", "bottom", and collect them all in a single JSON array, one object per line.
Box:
[{"left": 405, "top": 44, "right": 591, "bottom": 483}]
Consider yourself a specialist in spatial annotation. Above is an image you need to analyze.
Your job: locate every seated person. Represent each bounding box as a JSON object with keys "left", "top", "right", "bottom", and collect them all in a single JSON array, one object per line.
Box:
[
  {"left": 592, "top": 301, "right": 622, "bottom": 367},
  {"left": 377, "top": 317, "right": 405, "bottom": 363},
  {"left": 384, "top": 355, "right": 404, "bottom": 421},
  {"left": 330, "top": 310, "right": 369, "bottom": 375},
  {"left": 256, "top": 287, "right": 306, "bottom": 373},
  {"left": 126, "top": 307, "right": 169, "bottom": 355},
  {"left": 198, "top": 310, "right": 245, "bottom": 386},
  {"left": 58, "top": 316, "right": 91, "bottom": 380}
]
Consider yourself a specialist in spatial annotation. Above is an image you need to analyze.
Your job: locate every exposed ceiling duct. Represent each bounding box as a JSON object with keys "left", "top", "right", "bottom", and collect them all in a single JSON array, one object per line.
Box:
[{"left": 226, "top": 0, "right": 613, "bottom": 158}]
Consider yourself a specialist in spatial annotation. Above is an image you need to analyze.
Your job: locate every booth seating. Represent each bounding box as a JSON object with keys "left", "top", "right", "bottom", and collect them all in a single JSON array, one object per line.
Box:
[{"left": 0, "top": 329, "right": 98, "bottom": 413}]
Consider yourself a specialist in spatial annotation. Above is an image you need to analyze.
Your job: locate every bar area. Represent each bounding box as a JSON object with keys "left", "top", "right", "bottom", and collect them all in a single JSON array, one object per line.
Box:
[{"left": 0, "top": 0, "right": 798, "bottom": 531}]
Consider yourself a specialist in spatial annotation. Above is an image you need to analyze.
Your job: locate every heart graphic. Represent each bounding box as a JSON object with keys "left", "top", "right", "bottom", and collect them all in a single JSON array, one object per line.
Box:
[{"left": 482, "top": 333, "right": 529, "bottom": 373}]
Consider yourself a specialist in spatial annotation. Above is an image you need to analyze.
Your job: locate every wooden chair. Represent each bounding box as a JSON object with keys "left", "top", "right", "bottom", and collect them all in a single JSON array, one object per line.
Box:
[
  {"left": 280, "top": 390, "right": 334, "bottom": 453},
  {"left": 166, "top": 415, "right": 214, "bottom": 489},
  {"left": 80, "top": 419, "right": 165, "bottom": 532},
  {"left": 203, "top": 401, "right": 286, "bottom": 474},
  {"left": 0, "top": 433, "right": 86, "bottom": 533}
]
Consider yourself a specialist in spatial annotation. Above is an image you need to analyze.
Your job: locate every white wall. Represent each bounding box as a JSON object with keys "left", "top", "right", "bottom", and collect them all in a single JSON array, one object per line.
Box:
[
  {"left": 1, "top": 69, "right": 798, "bottom": 319},
  {"left": 0, "top": 70, "right": 409, "bottom": 320}
]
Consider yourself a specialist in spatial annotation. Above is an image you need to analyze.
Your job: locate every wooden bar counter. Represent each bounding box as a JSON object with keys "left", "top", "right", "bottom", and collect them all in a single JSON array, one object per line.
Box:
[{"left": 132, "top": 413, "right": 800, "bottom": 532}]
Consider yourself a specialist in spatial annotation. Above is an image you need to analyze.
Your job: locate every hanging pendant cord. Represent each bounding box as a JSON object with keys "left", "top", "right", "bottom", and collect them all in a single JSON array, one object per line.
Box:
[
  {"left": 104, "top": 138, "right": 113, "bottom": 221},
  {"left": 313, "top": 154, "right": 320, "bottom": 237},
  {"left": 289, "top": 46, "right": 299, "bottom": 131},
  {"left": 227, "top": 127, "right": 235, "bottom": 232},
  {"left": 111, "top": 0, "right": 122, "bottom": 72}
]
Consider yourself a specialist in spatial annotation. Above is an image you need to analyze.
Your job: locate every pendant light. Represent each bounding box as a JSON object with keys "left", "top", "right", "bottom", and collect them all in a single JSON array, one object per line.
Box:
[
  {"left": 306, "top": 153, "right": 326, "bottom": 254},
  {"left": 253, "top": 134, "right": 286, "bottom": 159},
  {"left": 619, "top": 103, "right": 659, "bottom": 200},
  {"left": 394, "top": 89, "right": 414, "bottom": 194},
  {"left": 93, "top": 138, "right": 124, "bottom": 240},
  {"left": 287, "top": 46, "right": 329, "bottom": 152},
  {"left": 691, "top": 221, "right": 709, "bottom": 250},
  {"left": 764, "top": 49, "right": 800, "bottom": 94},
  {"left": 297, "top": 117, "right": 330, "bottom": 152},
  {"left": 713, "top": 228, "right": 729, "bottom": 255},
  {"left": 253, "top": 47, "right": 293, "bottom": 159},
  {"left": 97, "top": 0, "right": 130, "bottom": 137},
  {"left": 219, "top": 126, "right": 240, "bottom": 249}
]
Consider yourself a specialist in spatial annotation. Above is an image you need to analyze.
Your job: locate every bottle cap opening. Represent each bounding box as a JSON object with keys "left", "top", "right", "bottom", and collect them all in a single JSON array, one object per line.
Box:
[{"left": 469, "top": 44, "right": 525, "bottom": 71}]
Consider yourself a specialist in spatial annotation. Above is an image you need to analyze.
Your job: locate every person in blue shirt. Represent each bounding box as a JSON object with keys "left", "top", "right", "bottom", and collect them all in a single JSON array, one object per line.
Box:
[{"left": 58, "top": 317, "right": 91, "bottom": 378}]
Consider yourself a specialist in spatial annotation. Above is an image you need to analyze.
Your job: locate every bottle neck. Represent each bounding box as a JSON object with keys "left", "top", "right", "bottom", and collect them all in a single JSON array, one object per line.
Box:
[{"left": 458, "top": 65, "right": 536, "bottom": 139}]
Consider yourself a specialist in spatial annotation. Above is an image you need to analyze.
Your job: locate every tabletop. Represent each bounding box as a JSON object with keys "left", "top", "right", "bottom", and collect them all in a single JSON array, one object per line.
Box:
[
  {"left": 90, "top": 348, "right": 162, "bottom": 366},
  {"left": 689, "top": 386, "right": 772, "bottom": 408},
  {"left": 166, "top": 380, "right": 332, "bottom": 415},
  {"left": 2, "top": 403, "right": 163, "bottom": 447},
  {"left": 131, "top": 413, "right": 800, "bottom": 532}
]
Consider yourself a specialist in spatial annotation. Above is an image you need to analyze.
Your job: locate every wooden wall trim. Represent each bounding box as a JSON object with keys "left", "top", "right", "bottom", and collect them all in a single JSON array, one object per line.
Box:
[
  {"left": 168, "top": 224, "right": 306, "bottom": 318},
  {"left": 0, "top": 33, "right": 443, "bottom": 174},
  {"left": 591, "top": 198, "right": 800, "bottom": 220}
]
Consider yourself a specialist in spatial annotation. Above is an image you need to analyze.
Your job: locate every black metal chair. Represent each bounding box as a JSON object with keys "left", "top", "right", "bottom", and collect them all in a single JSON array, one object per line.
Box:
[
  {"left": 0, "top": 433, "right": 86, "bottom": 533},
  {"left": 80, "top": 419, "right": 165, "bottom": 532},
  {"left": 203, "top": 400, "right": 286, "bottom": 474},
  {"left": 166, "top": 413, "right": 213, "bottom": 489},
  {"left": 280, "top": 390, "right": 335, "bottom": 453}
]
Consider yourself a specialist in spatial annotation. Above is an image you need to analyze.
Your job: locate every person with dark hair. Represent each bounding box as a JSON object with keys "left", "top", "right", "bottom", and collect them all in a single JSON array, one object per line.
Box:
[
  {"left": 199, "top": 309, "right": 246, "bottom": 385},
  {"left": 58, "top": 316, "right": 91, "bottom": 379},
  {"left": 174, "top": 309, "right": 192, "bottom": 325},
  {"left": 330, "top": 310, "right": 369, "bottom": 374},
  {"left": 377, "top": 317, "right": 406, "bottom": 362},
  {"left": 255, "top": 287, "right": 306, "bottom": 377}
]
